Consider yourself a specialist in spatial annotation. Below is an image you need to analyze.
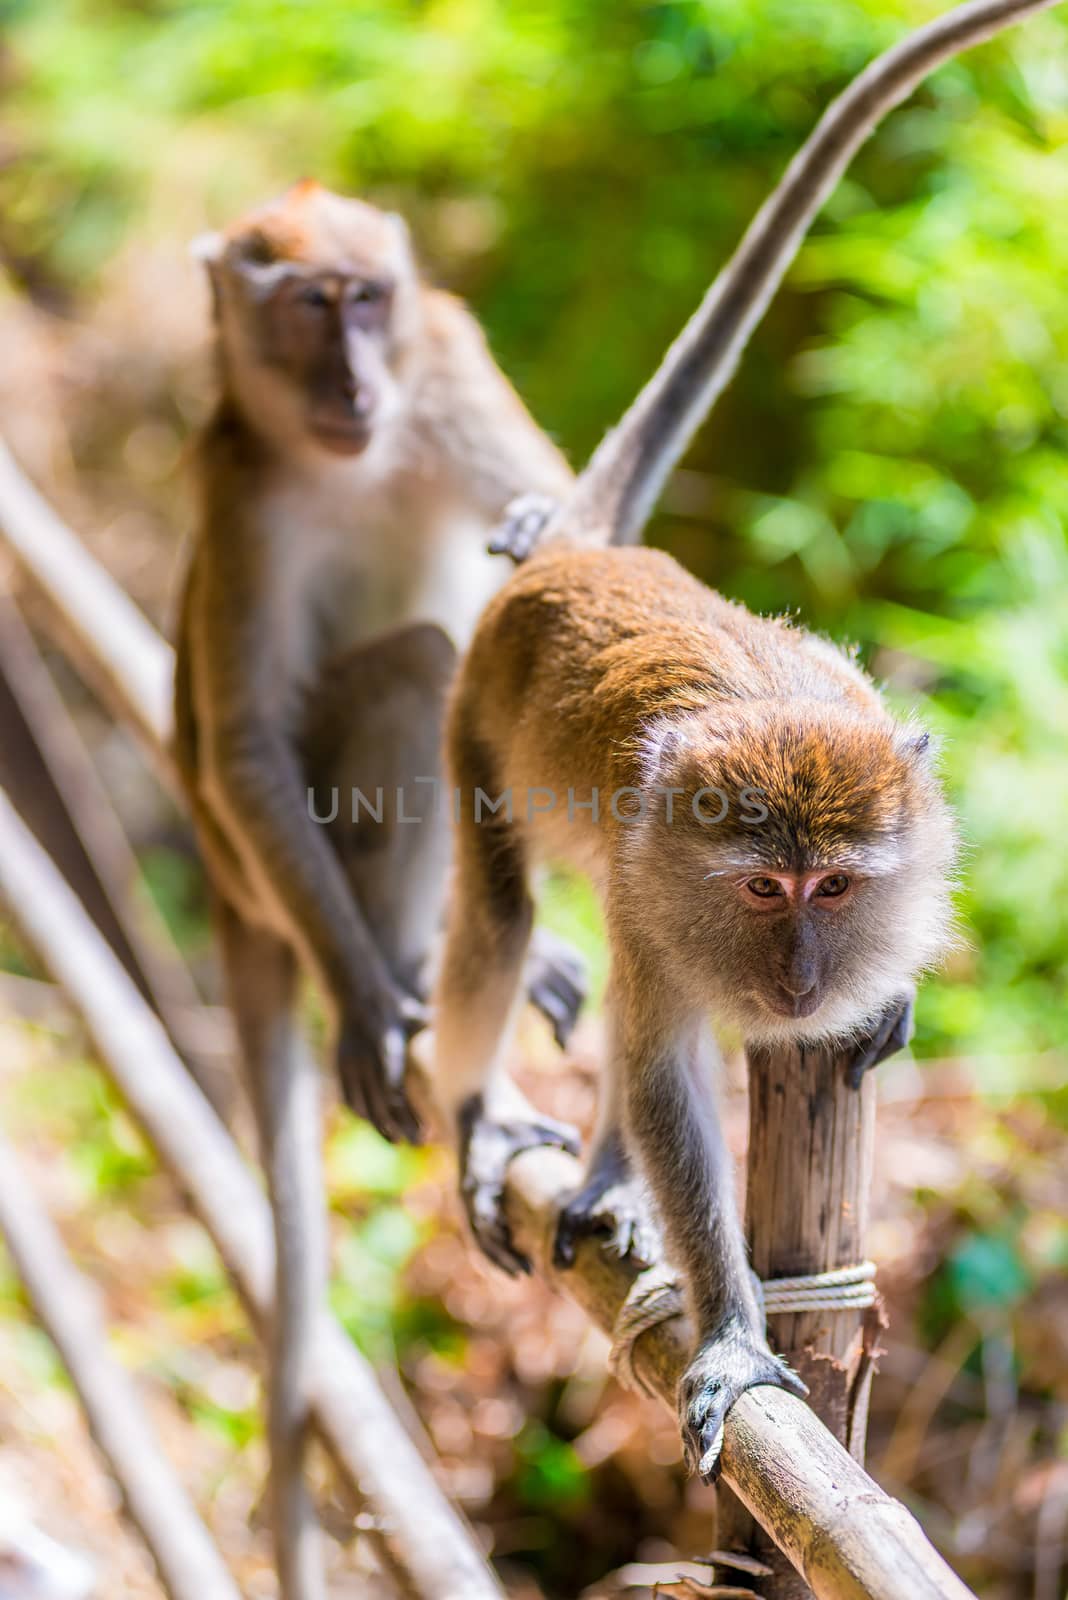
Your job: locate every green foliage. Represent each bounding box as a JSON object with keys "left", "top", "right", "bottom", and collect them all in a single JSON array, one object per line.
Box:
[
  {"left": 5, "top": 1, "right": 1067, "bottom": 1061},
  {"left": 513, "top": 1419, "right": 590, "bottom": 1511},
  {"left": 1, "top": 10, "right": 1066, "bottom": 1588}
]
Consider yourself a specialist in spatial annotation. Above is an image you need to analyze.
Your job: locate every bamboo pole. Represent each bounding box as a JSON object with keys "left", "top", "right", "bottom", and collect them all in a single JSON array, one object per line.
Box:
[
  {"left": 0, "top": 788, "right": 504, "bottom": 1600},
  {"left": 0, "top": 438, "right": 174, "bottom": 761},
  {"left": 714, "top": 1047, "right": 881, "bottom": 1596},
  {"left": 0, "top": 594, "right": 231, "bottom": 1113},
  {"left": 0, "top": 1132, "right": 242, "bottom": 1600},
  {"left": 497, "top": 1137, "right": 977, "bottom": 1600}
]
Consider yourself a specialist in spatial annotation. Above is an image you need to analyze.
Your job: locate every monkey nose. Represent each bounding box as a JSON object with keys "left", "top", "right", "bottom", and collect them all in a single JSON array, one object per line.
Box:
[
  {"left": 776, "top": 974, "right": 820, "bottom": 1018},
  {"left": 351, "top": 386, "right": 376, "bottom": 418}
]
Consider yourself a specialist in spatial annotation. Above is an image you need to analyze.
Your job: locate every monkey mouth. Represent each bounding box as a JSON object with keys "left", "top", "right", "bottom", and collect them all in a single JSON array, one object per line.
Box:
[
  {"left": 310, "top": 415, "right": 373, "bottom": 455},
  {"left": 768, "top": 986, "right": 823, "bottom": 1021}
]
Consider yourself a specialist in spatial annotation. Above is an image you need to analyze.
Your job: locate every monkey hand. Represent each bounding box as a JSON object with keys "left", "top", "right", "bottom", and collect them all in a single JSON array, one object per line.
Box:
[
  {"left": 525, "top": 928, "right": 587, "bottom": 1049},
  {"left": 846, "top": 990, "right": 915, "bottom": 1089},
  {"left": 459, "top": 1094, "right": 580, "bottom": 1276},
  {"left": 554, "top": 1174, "right": 661, "bottom": 1270},
  {"left": 679, "top": 1321, "right": 808, "bottom": 1484},
  {"left": 336, "top": 997, "right": 424, "bottom": 1146},
  {"left": 487, "top": 493, "right": 559, "bottom": 564}
]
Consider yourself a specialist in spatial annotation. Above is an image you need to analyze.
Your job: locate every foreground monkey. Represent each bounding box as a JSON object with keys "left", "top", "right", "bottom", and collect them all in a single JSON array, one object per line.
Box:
[
  {"left": 173, "top": 182, "right": 583, "bottom": 1597},
  {"left": 430, "top": 0, "right": 1057, "bottom": 1481}
]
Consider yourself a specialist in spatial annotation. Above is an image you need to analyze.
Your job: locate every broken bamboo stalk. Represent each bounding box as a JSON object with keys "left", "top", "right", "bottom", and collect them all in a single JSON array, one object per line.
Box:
[
  {"left": 0, "top": 1131, "right": 242, "bottom": 1600},
  {"left": 0, "top": 787, "right": 504, "bottom": 1600}
]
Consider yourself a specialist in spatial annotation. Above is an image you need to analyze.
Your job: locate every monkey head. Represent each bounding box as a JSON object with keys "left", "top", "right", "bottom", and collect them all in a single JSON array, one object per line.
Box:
[
  {"left": 194, "top": 181, "right": 420, "bottom": 458},
  {"left": 626, "top": 704, "right": 957, "bottom": 1047}
]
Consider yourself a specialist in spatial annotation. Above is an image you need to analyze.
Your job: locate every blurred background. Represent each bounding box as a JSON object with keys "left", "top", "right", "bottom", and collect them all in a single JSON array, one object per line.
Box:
[{"left": 0, "top": 1, "right": 1066, "bottom": 1596}]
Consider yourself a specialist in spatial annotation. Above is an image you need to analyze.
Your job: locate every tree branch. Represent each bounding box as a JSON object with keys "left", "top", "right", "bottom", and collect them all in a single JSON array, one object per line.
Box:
[
  {"left": 0, "top": 787, "right": 503, "bottom": 1600},
  {"left": 0, "top": 1131, "right": 242, "bottom": 1600}
]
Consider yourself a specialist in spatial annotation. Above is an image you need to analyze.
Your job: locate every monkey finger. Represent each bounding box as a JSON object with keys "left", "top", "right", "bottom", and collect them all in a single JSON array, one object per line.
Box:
[
  {"left": 398, "top": 994, "right": 432, "bottom": 1039},
  {"left": 337, "top": 1023, "right": 408, "bottom": 1144},
  {"left": 554, "top": 1181, "right": 660, "bottom": 1270},
  {"left": 487, "top": 493, "right": 559, "bottom": 564},
  {"left": 379, "top": 1023, "right": 424, "bottom": 1145},
  {"left": 846, "top": 993, "right": 915, "bottom": 1088},
  {"left": 460, "top": 1108, "right": 580, "bottom": 1275},
  {"left": 679, "top": 1336, "right": 807, "bottom": 1483}
]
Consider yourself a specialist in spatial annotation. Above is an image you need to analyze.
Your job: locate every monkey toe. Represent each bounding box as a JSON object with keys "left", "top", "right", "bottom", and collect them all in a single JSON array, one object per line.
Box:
[
  {"left": 525, "top": 934, "right": 587, "bottom": 1049},
  {"left": 488, "top": 493, "right": 559, "bottom": 564},
  {"left": 554, "top": 1181, "right": 661, "bottom": 1270},
  {"left": 459, "top": 1099, "right": 580, "bottom": 1276},
  {"left": 679, "top": 1328, "right": 807, "bottom": 1483},
  {"left": 846, "top": 992, "right": 915, "bottom": 1088}
]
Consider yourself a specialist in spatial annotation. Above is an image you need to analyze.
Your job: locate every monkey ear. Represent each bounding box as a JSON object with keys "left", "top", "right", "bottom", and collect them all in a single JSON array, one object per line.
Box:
[
  {"left": 639, "top": 717, "right": 698, "bottom": 782},
  {"left": 386, "top": 212, "right": 413, "bottom": 259},
  {"left": 189, "top": 231, "right": 225, "bottom": 267},
  {"left": 902, "top": 726, "right": 938, "bottom": 763}
]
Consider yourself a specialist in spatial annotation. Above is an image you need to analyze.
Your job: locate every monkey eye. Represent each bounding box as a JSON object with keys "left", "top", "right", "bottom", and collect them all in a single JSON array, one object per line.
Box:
[
  {"left": 816, "top": 873, "right": 850, "bottom": 898},
  {"left": 352, "top": 282, "right": 385, "bottom": 304},
  {"left": 746, "top": 876, "right": 783, "bottom": 898},
  {"left": 298, "top": 284, "right": 331, "bottom": 309}
]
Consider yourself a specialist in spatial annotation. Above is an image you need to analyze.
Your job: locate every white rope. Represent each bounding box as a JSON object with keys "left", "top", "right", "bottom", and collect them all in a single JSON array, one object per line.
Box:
[
  {"left": 608, "top": 1265, "right": 683, "bottom": 1398},
  {"left": 608, "top": 1260, "right": 878, "bottom": 1398},
  {"left": 762, "top": 1260, "right": 877, "bottom": 1314}
]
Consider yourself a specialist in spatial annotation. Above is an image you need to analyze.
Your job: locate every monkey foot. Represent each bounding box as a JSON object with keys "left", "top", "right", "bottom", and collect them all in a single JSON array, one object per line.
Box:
[
  {"left": 488, "top": 493, "right": 559, "bottom": 564},
  {"left": 679, "top": 1325, "right": 808, "bottom": 1484},
  {"left": 554, "top": 1177, "right": 662, "bottom": 1270},
  {"left": 459, "top": 1096, "right": 580, "bottom": 1276},
  {"left": 525, "top": 930, "right": 587, "bottom": 1049},
  {"left": 846, "top": 991, "right": 914, "bottom": 1088}
]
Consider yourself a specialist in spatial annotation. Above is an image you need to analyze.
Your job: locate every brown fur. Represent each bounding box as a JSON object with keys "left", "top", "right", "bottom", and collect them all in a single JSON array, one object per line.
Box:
[{"left": 433, "top": 540, "right": 954, "bottom": 1479}]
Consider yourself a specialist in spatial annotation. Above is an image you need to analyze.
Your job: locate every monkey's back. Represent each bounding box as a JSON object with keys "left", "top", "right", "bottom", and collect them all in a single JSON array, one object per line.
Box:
[{"left": 456, "top": 544, "right": 884, "bottom": 806}]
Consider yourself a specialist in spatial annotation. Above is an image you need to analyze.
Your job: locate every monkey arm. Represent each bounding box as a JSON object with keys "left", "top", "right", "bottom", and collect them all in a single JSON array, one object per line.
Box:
[
  {"left": 427, "top": 295, "right": 574, "bottom": 518},
  {"left": 619, "top": 988, "right": 805, "bottom": 1480},
  {"left": 190, "top": 547, "right": 420, "bottom": 1141}
]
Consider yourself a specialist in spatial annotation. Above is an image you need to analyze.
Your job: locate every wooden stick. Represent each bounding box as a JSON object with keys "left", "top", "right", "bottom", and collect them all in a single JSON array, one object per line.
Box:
[
  {"left": 715, "top": 1047, "right": 880, "bottom": 1597},
  {"left": 0, "top": 594, "right": 231, "bottom": 1114},
  {"left": 0, "top": 1131, "right": 242, "bottom": 1600},
  {"left": 0, "top": 787, "right": 503, "bottom": 1600},
  {"left": 0, "top": 437, "right": 174, "bottom": 760},
  {"left": 498, "top": 1137, "right": 977, "bottom": 1600}
]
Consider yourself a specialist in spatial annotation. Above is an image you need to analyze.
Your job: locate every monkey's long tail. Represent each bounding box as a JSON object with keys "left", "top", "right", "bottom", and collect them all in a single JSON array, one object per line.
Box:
[{"left": 561, "top": 0, "right": 1060, "bottom": 549}]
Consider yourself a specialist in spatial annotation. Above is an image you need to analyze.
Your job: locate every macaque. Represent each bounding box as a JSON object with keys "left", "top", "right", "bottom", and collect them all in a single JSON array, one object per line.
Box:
[
  {"left": 425, "top": 0, "right": 1052, "bottom": 1482},
  {"left": 172, "top": 181, "right": 583, "bottom": 1596}
]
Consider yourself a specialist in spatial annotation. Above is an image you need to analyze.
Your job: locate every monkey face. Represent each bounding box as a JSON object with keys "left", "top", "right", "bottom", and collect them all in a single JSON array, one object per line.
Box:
[
  {"left": 197, "top": 183, "right": 418, "bottom": 458},
  {"left": 627, "top": 703, "right": 957, "bottom": 1045},
  {"left": 269, "top": 270, "right": 400, "bottom": 456}
]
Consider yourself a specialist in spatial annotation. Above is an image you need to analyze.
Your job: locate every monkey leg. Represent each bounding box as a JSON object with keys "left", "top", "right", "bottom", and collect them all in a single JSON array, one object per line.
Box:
[
  {"left": 554, "top": 999, "right": 661, "bottom": 1268},
  {"left": 304, "top": 624, "right": 586, "bottom": 1046},
  {"left": 215, "top": 901, "right": 326, "bottom": 1600},
  {"left": 434, "top": 793, "right": 578, "bottom": 1276},
  {"left": 846, "top": 988, "right": 915, "bottom": 1087},
  {"left": 621, "top": 994, "right": 806, "bottom": 1482}
]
